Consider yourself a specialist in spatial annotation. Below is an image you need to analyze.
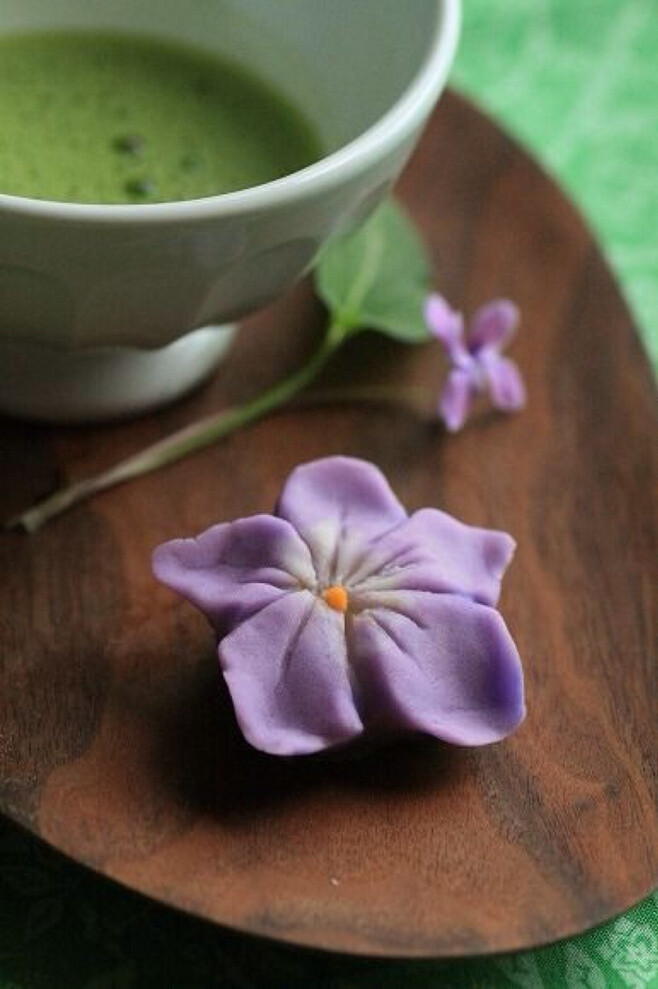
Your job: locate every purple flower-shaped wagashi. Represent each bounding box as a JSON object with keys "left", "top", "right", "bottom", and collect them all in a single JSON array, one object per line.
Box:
[
  {"left": 152, "top": 457, "right": 525, "bottom": 756},
  {"left": 425, "top": 294, "right": 527, "bottom": 432}
]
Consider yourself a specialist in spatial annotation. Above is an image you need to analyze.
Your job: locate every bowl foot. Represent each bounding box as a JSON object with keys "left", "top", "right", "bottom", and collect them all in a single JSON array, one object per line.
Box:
[{"left": 0, "top": 325, "right": 236, "bottom": 423}]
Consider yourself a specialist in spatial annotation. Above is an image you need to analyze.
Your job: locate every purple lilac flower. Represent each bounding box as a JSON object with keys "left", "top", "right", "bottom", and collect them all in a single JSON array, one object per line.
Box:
[
  {"left": 425, "top": 294, "right": 527, "bottom": 432},
  {"left": 152, "top": 457, "right": 525, "bottom": 756}
]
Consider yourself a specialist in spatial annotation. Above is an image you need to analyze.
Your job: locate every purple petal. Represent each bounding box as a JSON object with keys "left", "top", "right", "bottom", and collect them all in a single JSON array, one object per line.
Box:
[
  {"left": 152, "top": 515, "right": 316, "bottom": 634},
  {"left": 483, "top": 355, "right": 527, "bottom": 411},
  {"left": 276, "top": 457, "right": 407, "bottom": 585},
  {"left": 424, "top": 293, "right": 468, "bottom": 364},
  {"left": 438, "top": 368, "right": 475, "bottom": 432},
  {"left": 220, "top": 591, "right": 363, "bottom": 755},
  {"left": 350, "top": 508, "right": 515, "bottom": 607},
  {"left": 468, "top": 299, "right": 519, "bottom": 353},
  {"left": 348, "top": 593, "right": 525, "bottom": 745}
]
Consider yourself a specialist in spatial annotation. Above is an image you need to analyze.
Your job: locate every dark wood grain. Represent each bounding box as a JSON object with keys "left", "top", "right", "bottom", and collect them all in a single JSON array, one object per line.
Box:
[{"left": 0, "top": 92, "right": 656, "bottom": 958}]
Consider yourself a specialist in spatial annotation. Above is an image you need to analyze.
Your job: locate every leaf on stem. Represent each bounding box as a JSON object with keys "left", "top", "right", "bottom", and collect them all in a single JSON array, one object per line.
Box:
[{"left": 315, "top": 198, "right": 432, "bottom": 343}]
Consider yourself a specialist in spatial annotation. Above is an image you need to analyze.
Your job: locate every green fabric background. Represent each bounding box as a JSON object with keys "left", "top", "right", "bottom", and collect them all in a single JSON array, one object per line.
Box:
[{"left": 1, "top": 1, "right": 656, "bottom": 985}]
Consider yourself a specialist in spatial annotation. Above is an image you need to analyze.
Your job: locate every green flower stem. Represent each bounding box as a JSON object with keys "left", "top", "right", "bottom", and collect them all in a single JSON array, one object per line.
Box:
[
  {"left": 7, "top": 321, "right": 347, "bottom": 534},
  {"left": 297, "top": 383, "right": 431, "bottom": 414}
]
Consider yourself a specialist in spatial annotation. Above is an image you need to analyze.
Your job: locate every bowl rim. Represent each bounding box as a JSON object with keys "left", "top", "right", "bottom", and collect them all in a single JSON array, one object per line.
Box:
[{"left": 0, "top": 0, "right": 460, "bottom": 224}]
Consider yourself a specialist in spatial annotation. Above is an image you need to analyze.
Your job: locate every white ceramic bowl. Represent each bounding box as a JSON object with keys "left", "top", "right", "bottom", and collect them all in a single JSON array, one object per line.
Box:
[{"left": 0, "top": 0, "right": 460, "bottom": 421}]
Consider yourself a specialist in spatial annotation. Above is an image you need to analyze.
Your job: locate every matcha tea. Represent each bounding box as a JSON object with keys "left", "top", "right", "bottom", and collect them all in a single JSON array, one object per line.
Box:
[{"left": 0, "top": 31, "right": 321, "bottom": 204}]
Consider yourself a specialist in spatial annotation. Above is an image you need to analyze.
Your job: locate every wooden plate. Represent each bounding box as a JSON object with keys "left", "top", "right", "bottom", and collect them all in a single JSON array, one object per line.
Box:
[{"left": 1, "top": 92, "right": 656, "bottom": 959}]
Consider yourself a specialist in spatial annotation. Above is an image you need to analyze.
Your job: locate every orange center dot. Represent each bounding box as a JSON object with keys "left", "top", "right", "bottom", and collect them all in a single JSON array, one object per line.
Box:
[{"left": 323, "top": 584, "right": 349, "bottom": 613}]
